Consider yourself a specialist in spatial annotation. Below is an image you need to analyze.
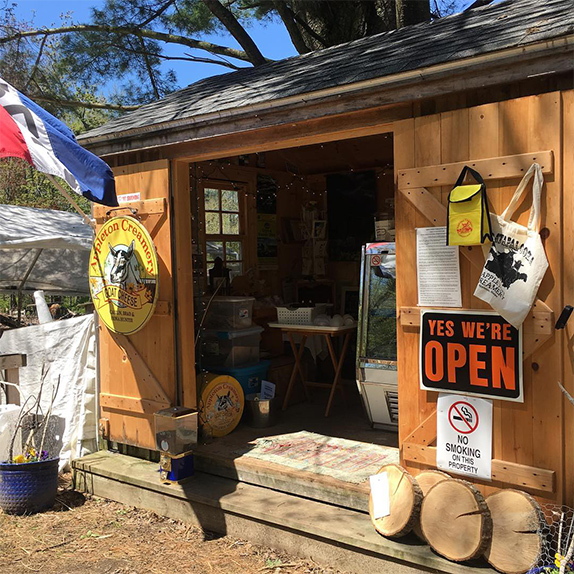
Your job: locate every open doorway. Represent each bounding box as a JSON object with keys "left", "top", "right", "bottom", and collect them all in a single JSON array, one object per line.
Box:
[{"left": 190, "top": 132, "right": 398, "bottom": 496}]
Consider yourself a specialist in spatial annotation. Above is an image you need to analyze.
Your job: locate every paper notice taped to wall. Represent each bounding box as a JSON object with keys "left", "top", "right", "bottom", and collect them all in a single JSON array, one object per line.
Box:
[{"left": 417, "top": 227, "right": 462, "bottom": 307}]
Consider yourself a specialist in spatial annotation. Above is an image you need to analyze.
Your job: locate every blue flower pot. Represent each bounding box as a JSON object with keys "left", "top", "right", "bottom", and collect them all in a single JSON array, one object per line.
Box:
[{"left": 0, "top": 458, "right": 59, "bottom": 515}]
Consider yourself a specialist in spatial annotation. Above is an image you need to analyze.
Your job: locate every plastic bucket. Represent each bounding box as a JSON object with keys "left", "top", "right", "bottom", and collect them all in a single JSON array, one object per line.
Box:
[
  {"left": 244, "top": 393, "right": 278, "bottom": 428},
  {"left": 0, "top": 458, "right": 59, "bottom": 515}
]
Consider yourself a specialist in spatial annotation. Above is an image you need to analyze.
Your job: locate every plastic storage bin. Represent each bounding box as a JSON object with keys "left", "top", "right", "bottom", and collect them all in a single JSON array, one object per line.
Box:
[
  {"left": 276, "top": 303, "right": 329, "bottom": 325},
  {"left": 209, "top": 360, "right": 270, "bottom": 397},
  {"left": 201, "top": 326, "right": 263, "bottom": 368},
  {"left": 203, "top": 296, "right": 255, "bottom": 330}
]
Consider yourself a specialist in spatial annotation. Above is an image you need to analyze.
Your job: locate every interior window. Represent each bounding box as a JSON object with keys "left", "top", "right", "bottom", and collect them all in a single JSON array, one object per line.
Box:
[{"left": 202, "top": 183, "right": 245, "bottom": 279}]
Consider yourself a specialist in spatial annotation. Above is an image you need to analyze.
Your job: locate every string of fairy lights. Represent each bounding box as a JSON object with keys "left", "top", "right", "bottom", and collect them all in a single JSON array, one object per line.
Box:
[
  {"left": 190, "top": 148, "right": 395, "bottom": 371},
  {"left": 189, "top": 158, "right": 394, "bottom": 200}
]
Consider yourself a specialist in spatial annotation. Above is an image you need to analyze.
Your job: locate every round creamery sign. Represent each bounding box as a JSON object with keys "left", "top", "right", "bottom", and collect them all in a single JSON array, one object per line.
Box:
[{"left": 89, "top": 216, "right": 159, "bottom": 335}]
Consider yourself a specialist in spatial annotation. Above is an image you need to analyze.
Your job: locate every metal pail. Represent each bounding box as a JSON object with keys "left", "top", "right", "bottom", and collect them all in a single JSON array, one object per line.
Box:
[{"left": 244, "top": 394, "right": 278, "bottom": 428}]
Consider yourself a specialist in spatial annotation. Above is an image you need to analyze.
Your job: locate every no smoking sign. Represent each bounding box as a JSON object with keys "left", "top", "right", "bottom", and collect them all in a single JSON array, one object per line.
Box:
[
  {"left": 448, "top": 401, "right": 479, "bottom": 434},
  {"left": 437, "top": 394, "right": 492, "bottom": 480}
]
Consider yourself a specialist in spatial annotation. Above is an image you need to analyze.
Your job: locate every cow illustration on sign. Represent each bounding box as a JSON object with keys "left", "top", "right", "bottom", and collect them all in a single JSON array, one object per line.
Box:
[
  {"left": 215, "top": 391, "right": 235, "bottom": 412},
  {"left": 107, "top": 240, "right": 142, "bottom": 292},
  {"left": 484, "top": 248, "right": 528, "bottom": 289},
  {"left": 89, "top": 215, "right": 159, "bottom": 335}
]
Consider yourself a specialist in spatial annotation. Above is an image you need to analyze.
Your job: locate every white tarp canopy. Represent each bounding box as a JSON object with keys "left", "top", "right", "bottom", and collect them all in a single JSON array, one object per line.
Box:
[
  {"left": 0, "top": 204, "right": 93, "bottom": 294},
  {"left": 0, "top": 315, "right": 98, "bottom": 470}
]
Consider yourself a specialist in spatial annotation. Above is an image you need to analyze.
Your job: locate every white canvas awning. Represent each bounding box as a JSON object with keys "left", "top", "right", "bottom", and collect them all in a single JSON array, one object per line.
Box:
[{"left": 0, "top": 204, "right": 93, "bottom": 294}]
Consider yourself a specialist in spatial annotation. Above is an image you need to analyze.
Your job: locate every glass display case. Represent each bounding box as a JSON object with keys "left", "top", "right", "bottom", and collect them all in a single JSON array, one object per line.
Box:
[
  {"left": 356, "top": 242, "right": 398, "bottom": 429},
  {"left": 154, "top": 406, "right": 198, "bottom": 455}
]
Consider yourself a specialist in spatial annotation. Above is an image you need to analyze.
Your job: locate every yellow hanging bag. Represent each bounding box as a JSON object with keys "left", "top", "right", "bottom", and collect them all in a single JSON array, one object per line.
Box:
[{"left": 447, "top": 166, "right": 493, "bottom": 246}]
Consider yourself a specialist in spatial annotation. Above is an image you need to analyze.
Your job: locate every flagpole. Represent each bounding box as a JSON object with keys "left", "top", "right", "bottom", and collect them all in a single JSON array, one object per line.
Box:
[{"left": 45, "top": 174, "right": 96, "bottom": 230}]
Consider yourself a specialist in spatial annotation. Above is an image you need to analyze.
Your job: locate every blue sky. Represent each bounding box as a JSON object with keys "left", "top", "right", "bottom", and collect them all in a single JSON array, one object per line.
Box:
[{"left": 13, "top": 0, "right": 298, "bottom": 89}]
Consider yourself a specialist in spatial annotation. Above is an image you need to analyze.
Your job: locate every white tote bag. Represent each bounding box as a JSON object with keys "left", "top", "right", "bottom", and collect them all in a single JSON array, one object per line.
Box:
[{"left": 474, "top": 163, "right": 548, "bottom": 328}]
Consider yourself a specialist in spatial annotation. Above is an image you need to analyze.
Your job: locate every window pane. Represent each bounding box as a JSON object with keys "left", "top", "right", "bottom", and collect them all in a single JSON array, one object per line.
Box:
[
  {"left": 222, "top": 212, "right": 240, "bottom": 235},
  {"left": 204, "top": 188, "right": 219, "bottom": 211},
  {"left": 226, "top": 261, "right": 243, "bottom": 279},
  {"left": 206, "top": 241, "right": 224, "bottom": 262},
  {"left": 205, "top": 212, "right": 220, "bottom": 234},
  {"left": 226, "top": 241, "right": 242, "bottom": 261},
  {"left": 221, "top": 189, "right": 239, "bottom": 212}
]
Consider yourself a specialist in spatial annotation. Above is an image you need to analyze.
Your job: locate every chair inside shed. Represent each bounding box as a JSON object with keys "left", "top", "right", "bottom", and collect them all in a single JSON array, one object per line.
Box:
[{"left": 191, "top": 132, "right": 400, "bottom": 491}]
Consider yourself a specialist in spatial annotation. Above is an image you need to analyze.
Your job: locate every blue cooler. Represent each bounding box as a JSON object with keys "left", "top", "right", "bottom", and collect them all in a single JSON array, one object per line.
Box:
[{"left": 209, "top": 360, "right": 270, "bottom": 396}]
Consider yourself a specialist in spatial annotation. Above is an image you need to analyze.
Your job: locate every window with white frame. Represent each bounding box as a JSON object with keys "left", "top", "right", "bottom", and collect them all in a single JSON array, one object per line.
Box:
[{"left": 202, "top": 182, "right": 245, "bottom": 279}]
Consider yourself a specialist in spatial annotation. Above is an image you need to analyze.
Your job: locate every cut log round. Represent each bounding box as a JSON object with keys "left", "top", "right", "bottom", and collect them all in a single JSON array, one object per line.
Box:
[
  {"left": 420, "top": 478, "right": 492, "bottom": 562},
  {"left": 369, "top": 464, "right": 423, "bottom": 538},
  {"left": 412, "top": 470, "right": 450, "bottom": 540},
  {"left": 484, "top": 489, "right": 545, "bottom": 574}
]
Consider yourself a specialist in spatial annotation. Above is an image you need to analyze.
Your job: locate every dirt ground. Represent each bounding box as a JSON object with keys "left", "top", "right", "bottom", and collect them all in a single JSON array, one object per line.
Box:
[{"left": 0, "top": 475, "right": 344, "bottom": 574}]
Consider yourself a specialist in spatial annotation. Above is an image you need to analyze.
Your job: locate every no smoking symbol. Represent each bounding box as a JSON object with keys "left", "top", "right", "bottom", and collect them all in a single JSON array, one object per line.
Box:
[
  {"left": 371, "top": 254, "right": 381, "bottom": 266},
  {"left": 448, "top": 401, "right": 479, "bottom": 434}
]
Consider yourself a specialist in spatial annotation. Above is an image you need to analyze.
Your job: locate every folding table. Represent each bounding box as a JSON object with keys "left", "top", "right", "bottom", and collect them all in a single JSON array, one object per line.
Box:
[{"left": 268, "top": 323, "right": 357, "bottom": 417}]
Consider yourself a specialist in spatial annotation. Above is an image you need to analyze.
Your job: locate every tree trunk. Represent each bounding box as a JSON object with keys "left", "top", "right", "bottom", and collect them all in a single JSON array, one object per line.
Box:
[
  {"left": 420, "top": 478, "right": 492, "bottom": 562},
  {"left": 273, "top": 1, "right": 312, "bottom": 54},
  {"left": 395, "top": 0, "right": 430, "bottom": 28}
]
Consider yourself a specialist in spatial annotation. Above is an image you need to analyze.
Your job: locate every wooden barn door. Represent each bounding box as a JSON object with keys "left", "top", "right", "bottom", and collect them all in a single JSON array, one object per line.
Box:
[
  {"left": 393, "top": 92, "right": 570, "bottom": 504},
  {"left": 94, "top": 160, "right": 176, "bottom": 449}
]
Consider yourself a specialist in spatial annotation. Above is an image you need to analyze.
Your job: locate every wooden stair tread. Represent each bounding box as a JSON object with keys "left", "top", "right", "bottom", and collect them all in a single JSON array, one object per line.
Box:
[{"left": 73, "top": 452, "right": 497, "bottom": 574}]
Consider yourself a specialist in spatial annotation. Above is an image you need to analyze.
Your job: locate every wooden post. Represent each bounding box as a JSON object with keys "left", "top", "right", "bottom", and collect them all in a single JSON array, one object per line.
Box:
[
  {"left": 45, "top": 174, "right": 95, "bottom": 230},
  {"left": 0, "top": 354, "right": 27, "bottom": 405}
]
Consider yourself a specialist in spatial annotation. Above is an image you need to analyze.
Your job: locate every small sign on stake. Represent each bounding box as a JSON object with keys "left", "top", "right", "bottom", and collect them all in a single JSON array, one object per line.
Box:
[{"left": 437, "top": 394, "right": 492, "bottom": 480}]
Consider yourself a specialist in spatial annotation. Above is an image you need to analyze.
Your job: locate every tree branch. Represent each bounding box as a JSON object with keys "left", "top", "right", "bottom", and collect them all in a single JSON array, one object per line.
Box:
[
  {"left": 202, "top": 0, "right": 267, "bottom": 66},
  {"left": 138, "top": 36, "right": 161, "bottom": 98},
  {"left": 272, "top": 1, "right": 311, "bottom": 54},
  {"left": 182, "top": 52, "right": 241, "bottom": 69},
  {"left": 31, "top": 95, "right": 139, "bottom": 112},
  {"left": 289, "top": 9, "right": 328, "bottom": 48},
  {"left": 0, "top": 24, "right": 265, "bottom": 64},
  {"left": 464, "top": 0, "right": 494, "bottom": 11},
  {"left": 105, "top": 41, "right": 242, "bottom": 69},
  {"left": 138, "top": 0, "right": 176, "bottom": 27},
  {"left": 25, "top": 33, "right": 48, "bottom": 91}
]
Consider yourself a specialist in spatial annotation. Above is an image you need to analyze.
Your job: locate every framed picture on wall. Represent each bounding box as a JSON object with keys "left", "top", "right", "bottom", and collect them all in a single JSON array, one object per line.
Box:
[
  {"left": 340, "top": 286, "right": 360, "bottom": 318},
  {"left": 313, "top": 220, "right": 327, "bottom": 239}
]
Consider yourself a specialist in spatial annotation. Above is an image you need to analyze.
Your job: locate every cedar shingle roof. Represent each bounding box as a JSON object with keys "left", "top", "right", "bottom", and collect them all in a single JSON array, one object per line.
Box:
[{"left": 79, "top": 0, "right": 573, "bottom": 142}]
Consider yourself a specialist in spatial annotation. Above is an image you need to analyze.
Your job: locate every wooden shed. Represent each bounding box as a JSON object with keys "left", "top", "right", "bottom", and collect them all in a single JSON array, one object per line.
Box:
[{"left": 80, "top": 0, "right": 573, "bottom": 517}]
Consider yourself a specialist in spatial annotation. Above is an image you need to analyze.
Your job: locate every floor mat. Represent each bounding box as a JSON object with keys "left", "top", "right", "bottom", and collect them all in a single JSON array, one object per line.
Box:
[{"left": 236, "top": 430, "right": 399, "bottom": 484}]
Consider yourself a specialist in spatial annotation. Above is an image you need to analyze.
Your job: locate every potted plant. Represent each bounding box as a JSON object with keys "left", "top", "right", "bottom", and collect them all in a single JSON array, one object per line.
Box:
[{"left": 0, "top": 373, "right": 60, "bottom": 515}]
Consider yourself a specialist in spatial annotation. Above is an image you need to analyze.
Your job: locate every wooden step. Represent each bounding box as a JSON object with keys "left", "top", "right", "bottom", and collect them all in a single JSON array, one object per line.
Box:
[{"left": 72, "top": 452, "right": 496, "bottom": 574}]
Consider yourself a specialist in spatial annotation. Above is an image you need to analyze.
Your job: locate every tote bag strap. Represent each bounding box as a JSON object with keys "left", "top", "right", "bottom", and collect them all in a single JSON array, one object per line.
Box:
[{"left": 500, "top": 163, "right": 544, "bottom": 232}]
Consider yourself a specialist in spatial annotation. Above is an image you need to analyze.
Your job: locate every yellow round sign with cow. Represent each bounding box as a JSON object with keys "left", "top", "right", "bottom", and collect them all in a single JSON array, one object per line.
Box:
[{"left": 89, "top": 215, "right": 159, "bottom": 335}]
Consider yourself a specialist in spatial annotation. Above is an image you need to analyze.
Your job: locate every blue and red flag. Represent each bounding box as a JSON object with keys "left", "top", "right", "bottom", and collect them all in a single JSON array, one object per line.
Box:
[{"left": 0, "top": 77, "right": 118, "bottom": 207}]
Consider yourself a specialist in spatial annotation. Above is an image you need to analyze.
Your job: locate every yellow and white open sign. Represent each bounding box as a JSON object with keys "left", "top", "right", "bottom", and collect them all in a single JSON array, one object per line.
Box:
[{"left": 89, "top": 215, "right": 159, "bottom": 335}]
